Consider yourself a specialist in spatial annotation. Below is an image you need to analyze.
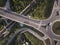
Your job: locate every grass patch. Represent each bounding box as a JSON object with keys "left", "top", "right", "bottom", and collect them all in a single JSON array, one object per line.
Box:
[
  {"left": 0, "top": 20, "right": 6, "bottom": 31},
  {"left": 0, "top": 0, "right": 7, "bottom": 7},
  {"left": 0, "top": 25, "right": 3, "bottom": 31},
  {"left": 24, "top": 32, "right": 44, "bottom": 45},
  {"left": 10, "top": 0, "right": 54, "bottom": 20},
  {"left": 52, "top": 21, "right": 60, "bottom": 35},
  {"left": 10, "top": 0, "right": 32, "bottom": 13},
  {"left": 28, "top": 0, "right": 54, "bottom": 20},
  {"left": 0, "top": 38, "right": 8, "bottom": 45}
]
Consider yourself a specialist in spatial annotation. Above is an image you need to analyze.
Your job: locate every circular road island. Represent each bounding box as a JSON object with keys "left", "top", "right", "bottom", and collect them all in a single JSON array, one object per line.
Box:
[{"left": 52, "top": 21, "right": 60, "bottom": 35}]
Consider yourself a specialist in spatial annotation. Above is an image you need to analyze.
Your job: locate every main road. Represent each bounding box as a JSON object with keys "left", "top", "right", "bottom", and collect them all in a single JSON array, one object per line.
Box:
[{"left": 0, "top": 0, "right": 60, "bottom": 39}]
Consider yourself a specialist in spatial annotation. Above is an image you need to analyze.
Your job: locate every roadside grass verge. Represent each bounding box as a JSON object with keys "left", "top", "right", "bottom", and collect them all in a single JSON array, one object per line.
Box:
[
  {"left": 10, "top": 0, "right": 32, "bottom": 13},
  {"left": 0, "top": 0, "right": 7, "bottom": 7}
]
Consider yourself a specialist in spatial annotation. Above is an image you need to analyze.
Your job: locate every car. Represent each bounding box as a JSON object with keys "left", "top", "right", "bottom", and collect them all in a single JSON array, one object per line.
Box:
[{"left": 56, "top": 11, "right": 59, "bottom": 16}]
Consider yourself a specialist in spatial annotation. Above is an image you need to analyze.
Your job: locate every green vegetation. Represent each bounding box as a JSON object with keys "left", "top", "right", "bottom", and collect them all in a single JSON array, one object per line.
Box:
[
  {"left": 52, "top": 21, "right": 60, "bottom": 35},
  {"left": 0, "top": 38, "right": 8, "bottom": 45},
  {"left": 10, "top": 0, "right": 54, "bottom": 19},
  {"left": 10, "top": 0, "right": 32, "bottom": 13},
  {"left": 0, "top": 22, "right": 21, "bottom": 45},
  {"left": 16, "top": 35, "right": 22, "bottom": 45},
  {"left": 0, "top": 25, "right": 3, "bottom": 31},
  {"left": 29, "top": 0, "right": 54, "bottom": 20},
  {"left": 24, "top": 32, "right": 44, "bottom": 45},
  {"left": 0, "top": 20, "right": 6, "bottom": 31},
  {"left": 0, "top": 0, "right": 7, "bottom": 7},
  {"left": 44, "top": 38, "right": 51, "bottom": 45}
]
